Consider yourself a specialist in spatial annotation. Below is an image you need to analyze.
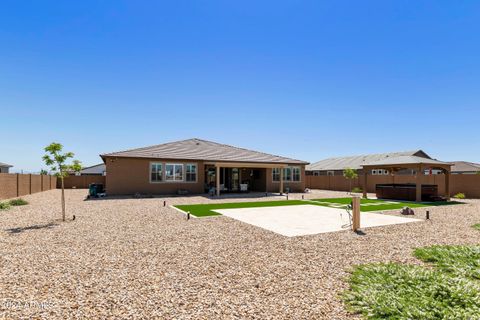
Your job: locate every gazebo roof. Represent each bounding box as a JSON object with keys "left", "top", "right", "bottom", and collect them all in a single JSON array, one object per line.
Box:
[{"left": 362, "top": 155, "right": 452, "bottom": 168}]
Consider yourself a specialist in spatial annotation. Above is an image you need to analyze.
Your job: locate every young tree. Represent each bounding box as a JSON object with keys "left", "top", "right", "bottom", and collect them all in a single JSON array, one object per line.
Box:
[
  {"left": 42, "top": 143, "right": 82, "bottom": 221},
  {"left": 40, "top": 169, "right": 48, "bottom": 175},
  {"left": 343, "top": 167, "right": 358, "bottom": 193}
]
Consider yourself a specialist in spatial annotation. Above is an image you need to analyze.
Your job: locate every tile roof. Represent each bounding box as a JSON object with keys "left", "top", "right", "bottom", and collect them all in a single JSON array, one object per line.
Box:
[
  {"left": 306, "top": 150, "right": 428, "bottom": 171},
  {"left": 101, "top": 138, "right": 308, "bottom": 165},
  {"left": 80, "top": 164, "right": 106, "bottom": 175},
  {"left": 0, "top": 162, "right": 12, "bottom": 167},
  {"left": 450, "top": 161, "right": 480, "bottom": 173},
  {"left": 362, "top": 155, "right": 451, "bottom": 167}
]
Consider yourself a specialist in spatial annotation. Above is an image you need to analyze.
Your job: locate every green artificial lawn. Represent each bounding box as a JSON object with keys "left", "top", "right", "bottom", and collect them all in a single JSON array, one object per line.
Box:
[
  {"left": 309, "top": 197, "right": 461, "bottom": 212},
  {"left": 175, "top": 200, "right": 308, "bottom": 217},
  {"left": 175, "top": 197, "right": 462, "bottom": 217}
]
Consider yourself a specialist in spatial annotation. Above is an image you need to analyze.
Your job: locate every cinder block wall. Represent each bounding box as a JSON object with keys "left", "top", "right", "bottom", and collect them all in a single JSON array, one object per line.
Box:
[{"left": 0, "top": 174, "right": 57, "bottom": 200}]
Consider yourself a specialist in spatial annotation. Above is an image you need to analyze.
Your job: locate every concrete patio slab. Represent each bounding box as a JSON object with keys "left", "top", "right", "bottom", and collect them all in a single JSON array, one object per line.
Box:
[{"left": 214, "top": 204, "right": 422, "bottom": 237}]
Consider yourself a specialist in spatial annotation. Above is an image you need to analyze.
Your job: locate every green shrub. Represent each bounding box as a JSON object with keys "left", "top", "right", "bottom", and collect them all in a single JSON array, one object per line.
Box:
[
  {"left": 0, "top": 202, "right": 11, "bottom": 210},
  {"left": 414, "top": 245, "right": 480, "bottom": 280},
  {"left": 343, "top": 263, "right": 480, "bottom": 319},
  {"left": 8, "top": 198, "right": 28, "bottom": 206},
  {"left": 453, "top": 192, "right": 466, "bottom": 199},
  {"left": 351, "top": 187, "right": 363, "bottom": 193},
  {"left": 473, "top": 224, "right": 480, "bottom": 231}
]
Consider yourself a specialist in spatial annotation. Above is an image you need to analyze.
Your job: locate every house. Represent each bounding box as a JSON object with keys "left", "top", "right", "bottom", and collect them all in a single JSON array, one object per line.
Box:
[
  {"left": 100, "top": 138, "right": 308, "bottom": 196},
  {"left": 450, "top": 161, "right": 480, "bottom": 174},
  {"left": 71, "top": 163, "right": 106, "bottom": 176},
  {"left": 0, "top": 162, "right": 12, "bottom": 173},
  {"left": 306, "top": 150, "right": 431, "bottom": 176}
]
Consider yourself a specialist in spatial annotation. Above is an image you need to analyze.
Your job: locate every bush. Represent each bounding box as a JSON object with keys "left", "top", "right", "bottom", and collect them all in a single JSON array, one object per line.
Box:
[
  {"left": 351, "top": 187, "right": 363, "bottom": 193},
  {"left": 414, "top": 245, "right": 480, "bottom": 279},
  {"left": 343, "top": 263, "right": 480, "bottom": 319},
  {"left": 0, "top": 202, "right": 11, "bottom": 210},
  {"left": 9, "top": 198, "right": 28, "bottom": 206},
  {"left": 473, "top": 224, "right": 480, "bottom": 231},
  {"left": 453, "top": 193, "right": 466, "bottom": 199}
]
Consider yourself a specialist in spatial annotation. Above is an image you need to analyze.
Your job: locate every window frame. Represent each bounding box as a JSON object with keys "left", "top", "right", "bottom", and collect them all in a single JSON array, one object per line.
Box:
[
  {"left": 185, "top": 164, "right": 197, "bottom": 183},
  {"left": 150, "top": 162, "right": 163, "bottom": 183},
  {"left": 272, "top": 166, "right": 302, "bottom": 182},
  {"left": 165, "top": 163, "right": 184, "bottom": 182}
]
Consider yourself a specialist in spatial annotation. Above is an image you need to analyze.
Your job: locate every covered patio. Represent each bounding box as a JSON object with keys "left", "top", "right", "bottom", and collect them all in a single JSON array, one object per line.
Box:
[
  {"left": 362, "top": 156, "right": 452, "bottom": 202},
  {"left": 205, "top": 162, "right": 288, "bottom": 196}
]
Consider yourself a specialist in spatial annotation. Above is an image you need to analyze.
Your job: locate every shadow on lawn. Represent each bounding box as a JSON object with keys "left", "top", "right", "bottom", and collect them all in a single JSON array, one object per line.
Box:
[{"left": 5, "top": 222, "right": 58, "bottom": 234}]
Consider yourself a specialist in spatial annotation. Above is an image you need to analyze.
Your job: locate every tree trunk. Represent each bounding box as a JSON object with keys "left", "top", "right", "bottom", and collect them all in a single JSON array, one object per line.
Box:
[{"left": 61, "top": 177, "right": 65, "bottom": 221}]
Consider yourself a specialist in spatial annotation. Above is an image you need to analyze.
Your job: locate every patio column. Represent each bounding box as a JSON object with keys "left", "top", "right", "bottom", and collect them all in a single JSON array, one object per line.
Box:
[
  {"left": 279, "top": 168, "right": 284, "bottom": 194},
  {"left": 445, "top": 169, "right": 451, "bottom": 201},
  {"left": 416, "top": 164, "right": 423, "bottom": 202},
  {"left": 216, "top": 165, "right": 220, "bottom": 197},
  {"left": 362, "top": 168, "right": 367, "bottom": 199}
]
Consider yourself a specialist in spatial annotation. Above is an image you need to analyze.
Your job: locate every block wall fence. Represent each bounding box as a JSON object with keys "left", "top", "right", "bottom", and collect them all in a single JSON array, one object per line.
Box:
[
  {"left": 305, "top": 174, "right": 480, "bottom": 198},
  {"left": 0, "top": 173, "right": 57, "bottom": 200}
]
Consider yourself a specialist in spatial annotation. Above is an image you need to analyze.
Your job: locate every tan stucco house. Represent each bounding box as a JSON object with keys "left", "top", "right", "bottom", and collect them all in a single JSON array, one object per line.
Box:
[{"left": 101, "top": 138, "right": 308, "bottom": 196}]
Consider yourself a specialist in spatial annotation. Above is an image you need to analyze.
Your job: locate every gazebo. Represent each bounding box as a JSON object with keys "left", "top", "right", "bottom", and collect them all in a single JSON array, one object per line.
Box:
[{"left": 361, "top": 156, "right": 452, "bottom": 202}]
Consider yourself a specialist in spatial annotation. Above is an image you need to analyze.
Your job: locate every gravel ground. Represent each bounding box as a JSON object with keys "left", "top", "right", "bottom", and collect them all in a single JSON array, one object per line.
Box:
[{"left": 1, "top": 189, "right": 479, "bottom": 319}]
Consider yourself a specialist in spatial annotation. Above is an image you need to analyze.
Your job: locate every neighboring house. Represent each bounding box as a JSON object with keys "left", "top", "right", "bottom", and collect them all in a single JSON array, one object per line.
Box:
[
  {"left": 101, "top": 138, "right": 308, "bottom": 195},
  {"left": 0, "top": 162, "right": 12, "bottom": 173},
  {"left": 306, "top": 150, "right": 432, "bottom": 176},
  {"left": 450, "top": 161, "right": 480, "bottom": 174},
  {"left": 74, "top": 163, "right": 106, "bottom": 176}
]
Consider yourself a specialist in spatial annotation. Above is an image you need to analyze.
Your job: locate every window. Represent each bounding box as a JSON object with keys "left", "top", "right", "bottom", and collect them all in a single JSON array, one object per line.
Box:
[
  {"left": 284, "top": 167, "right": 292, "bottom": 181},
  {"left": 292, "top": 167, "right": 301, "bottom": 181},
  {"left": 273, "top": 167, "right": 301, "bottom": 182},
  {"left": 372, "top": 169, "right": 377, "bottom": 175},
  {"left": 185, "top": 164, "right": 197, "bottom": 182},
  {"left": 327, "top": 171, "right": 334, "bottom": 176},
  {"left": 165, "top": 164, "right": 183, "bottom": 181},
  {"left": 151, "top": 163, "right": 163, "bottom": 182},
  {"left": 313, "top": 171, "right": 319, "bottom": 176},
  {"left": 272, "top": 168, "right": 280, "bottom": 181}
]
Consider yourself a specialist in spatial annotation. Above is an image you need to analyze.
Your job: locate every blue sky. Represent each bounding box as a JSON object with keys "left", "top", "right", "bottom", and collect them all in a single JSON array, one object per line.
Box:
[{"left": 1, "top": 1, "right": 479, "bottom": 172}]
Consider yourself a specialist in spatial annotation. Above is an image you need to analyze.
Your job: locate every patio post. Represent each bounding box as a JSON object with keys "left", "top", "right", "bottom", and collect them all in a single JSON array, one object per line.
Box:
[
  {"left": 445, "top": 168, "right": 451, "bottom": 201},
  {"left": 216, "top": 165, "right": 220, "bottom": 197},
  {"left": 362, "top": 168, "right": 367, "bottom": 199},
  {"left": 416, "top": 164, "right": 423, "bottom": 202},
  {"left": 352, "top": 196, "right": 360, "bottom": 231},
  {"left": 279, "top": 168, "right": 284, "bottom": 195}
]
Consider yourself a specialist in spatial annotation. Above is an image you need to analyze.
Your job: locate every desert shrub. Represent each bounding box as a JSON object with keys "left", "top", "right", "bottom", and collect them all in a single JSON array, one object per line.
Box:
[
  {"left": 351, "top": 187, "right": 363, "bottom": 193},
  {"left": 9, "top": 198, "right": 28, "bottom": 206},
  {"left": 414, "top": 245, "right": 480, "bottom": 280},
  {"left": 0, "top": 202, "right": 11, "bottom": 210},
  {"left": 453, "top": 193, "right": 466, "bottom": 199},
  {"left": 343, "top": 262, "right": 480, "bottom": 319}
]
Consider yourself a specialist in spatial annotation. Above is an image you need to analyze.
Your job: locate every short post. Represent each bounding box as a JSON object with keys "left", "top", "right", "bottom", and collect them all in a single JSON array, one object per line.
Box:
[
  {"left": 265, "top": 192, "right": 268, "bottom": 197},
  {"left": 352, "top": 196, "right": 361, "bottom": 232},
  {"left": 286, "top": 193, "right": 289, "bottom": 200},
  {"left": 302, "top": 195, "right": 304, "bottom": 200},
  {"left": 163, "top": 200, "right": 166, "bottom": 207},
  {"left": 187, "top": 212, "right": 190, "bottom": 220},
  {"left": 426, "top": 210, "right": 430, "bottom": 220}
]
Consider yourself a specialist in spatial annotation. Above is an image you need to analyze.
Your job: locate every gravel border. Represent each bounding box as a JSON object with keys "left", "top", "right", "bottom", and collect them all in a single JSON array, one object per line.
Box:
[{"left": 1, "top": 189, "right": 479, "bottom": 319}]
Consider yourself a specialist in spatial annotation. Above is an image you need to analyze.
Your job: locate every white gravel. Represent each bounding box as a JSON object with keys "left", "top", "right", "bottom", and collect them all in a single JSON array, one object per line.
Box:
[{"left": 1, "top": 189, "right": 479, "bottom": 319}]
